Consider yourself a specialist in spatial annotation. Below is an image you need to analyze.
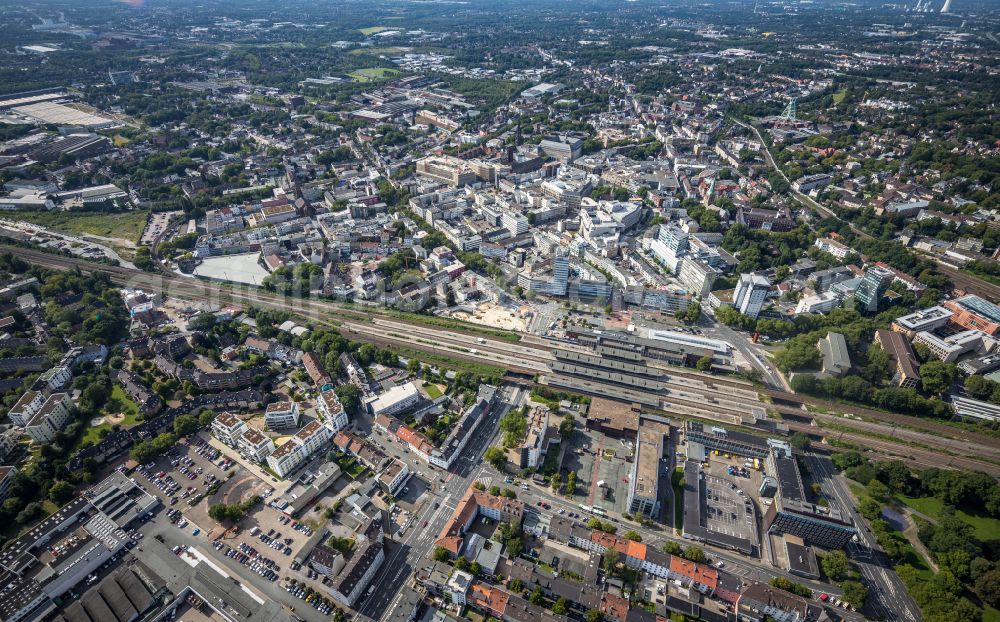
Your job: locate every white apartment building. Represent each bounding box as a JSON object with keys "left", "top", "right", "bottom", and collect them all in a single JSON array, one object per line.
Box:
[
  {"left": 38, "top": 366, "right": 72, "bottom": 391},
  {"left": 266, "top": 421, "right": 333, "bottom": 478},
  {"left": 813, "top": 237, "right": 851, "bottom": 260},
  {"left": 318, "top": 388, "right": 349, "bottom": 433},
  {"left": 238, "top": 428, "right": 276, "bottom": 462},
  {"left": 24, "top": 393, "right": 73, "bottom": 444},
  {"left": 212, "top": 412, "right": 249, "bottom": 446},
  {"left": 264, "top": 401, "right": 300, "bottom": 430},
  {"left": 8, "top": 389, "right": 46, "bottom": 427},
  {"left": 377, "top": 459, "right": 411, "bottom": 496},
  {"left": 0, "top": 466, "right": 17, "bottom": 502},
  {"left": 733, "top": 273, "right": 770, "bottom": 320},
  {"left": 502, "top": 211, "right": 529, "bottom": 237}
]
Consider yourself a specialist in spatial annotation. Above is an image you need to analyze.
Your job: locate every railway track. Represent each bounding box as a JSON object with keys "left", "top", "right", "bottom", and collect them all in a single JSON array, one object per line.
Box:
[{"left": 12, "top": 245, "right": 1000, "bottom": 471}]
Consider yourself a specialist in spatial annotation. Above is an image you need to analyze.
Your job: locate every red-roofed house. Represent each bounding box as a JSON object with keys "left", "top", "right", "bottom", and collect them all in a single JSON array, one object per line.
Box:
[
  {"left": 669, "top": 556, "right": 718, "bottom": 596},
  {"left": 435, "top": 485, "right": 524, "bottom": 557},
  {"left": 467, "top": 582, "right": 510, "bottom": 619},
  {"left": 600, "top": 593, "right": 630, "bottom": 622}
]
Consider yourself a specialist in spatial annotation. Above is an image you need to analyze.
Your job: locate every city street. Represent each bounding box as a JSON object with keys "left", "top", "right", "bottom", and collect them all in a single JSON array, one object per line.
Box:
[
  {"left": 806, "top": 453, "right": 921, "bottom": 622},
  {"left": 352, "top": 385, "right": 526, "bottom": 621}
]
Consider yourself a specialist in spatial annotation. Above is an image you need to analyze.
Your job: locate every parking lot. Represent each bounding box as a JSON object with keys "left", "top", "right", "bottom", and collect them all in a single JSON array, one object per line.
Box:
[
  {"left": 700, "top": 454, "right": 763, "bottom": 544},
  {"left": 131, "top": 435, "right": 317, "bottom": 556},
  {"left": 703, "top": 474, "right": 754, "bottom": 541},
  {"left": 132, "top": 437, "right": 235, "bottom": 517}
]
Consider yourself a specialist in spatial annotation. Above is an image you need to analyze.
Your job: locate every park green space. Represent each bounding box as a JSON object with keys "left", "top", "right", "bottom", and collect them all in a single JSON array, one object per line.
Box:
[{"left": 8, "top": 210, "right": 148, "bottom": 244}]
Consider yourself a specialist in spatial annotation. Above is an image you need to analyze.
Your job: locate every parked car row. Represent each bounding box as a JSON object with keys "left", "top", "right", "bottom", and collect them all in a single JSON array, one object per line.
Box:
[
  {"left": 284, "top": 579, "right": 335, "bottom": 615},
  {"left": 258, "top": 529, "right": 293, "bottom": 556},
  {"left": 214, "top": 540, "right": 279, "bottom": 581}
]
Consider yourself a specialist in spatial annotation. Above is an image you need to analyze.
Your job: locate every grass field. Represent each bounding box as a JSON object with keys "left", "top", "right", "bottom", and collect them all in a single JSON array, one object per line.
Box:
[
  {"left": 77, "top": 385, "right": 143, "bottom": 448},
  {"left": 359, "top": 26, "right": 393, "bottom": 35},
  {"left": 7, "top": 210, "right": 149, "bottom": 244},
  {"left": 350, "top": 46, "right": 408, "bottom": 56},
  {"left": 895, "top": 494, "right": 1000, "bottom": 541},
  {"left": 423, "top": 382, "right": 444, "bottom": 399},
  {"left": 348, "top": 68, "right": 400, "bottom": 82},
  {"left": 984, "top": 605, "right": 1000, "bottom": 622},
  {"left": 832, "top": 88, "right": 848, "bottom": 105}
]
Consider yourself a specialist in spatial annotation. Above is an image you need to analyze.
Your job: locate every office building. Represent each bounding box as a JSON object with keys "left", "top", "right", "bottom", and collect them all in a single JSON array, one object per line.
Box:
[
  {"left": 539, "top": 135, "right": 583, "bottom": 162},
  {"left": 763, "top": 448, "right": 856, "bottom": 549},
  {"left": 794, "top": 291, "right": 840, "bottom": 315},
  {"left": 892, "top": 305, "right": 953, "bottom": 338},
  {"left": 649, "top": 223, "right": 689, "bottom": 273},
  {"left": 678, "top": 257, "right": 720, "bottom": 299},
  {"left": 733, "top": 273, "right": 770, "bottom": 319},
  {"left": 627, "top": 415, "right": 671, "bottom": 517},
  {"left": 855, "top": 266, "right": 895, "bottom": 313},
  {"left": 944, "top": 295, "right": 1000, "bottom": 336},
  {"left": 874, "top": 329, "right": 921, "bottom": 389},
  {"left": 913, "top": 329, "right": 995, "bottom": 363},
  {"left": 366, "top": 382, "right": 421, "bottom": 418},
  {"left": 415, "top": 155, "right": 479, "bottom": 187}
]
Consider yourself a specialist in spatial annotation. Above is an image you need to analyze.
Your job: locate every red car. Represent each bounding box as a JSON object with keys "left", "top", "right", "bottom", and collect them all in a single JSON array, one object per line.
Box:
[
  {"left": 423, "top": 520, "right": 428, "bottom": 527},
  {"left": 819, "top": 594, "right": 829, "bottom": 602}
]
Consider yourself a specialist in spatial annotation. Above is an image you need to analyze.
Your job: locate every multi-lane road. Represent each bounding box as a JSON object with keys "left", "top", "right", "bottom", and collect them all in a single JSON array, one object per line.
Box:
[{"left": 806, "top": 453, "right": 921, "bottom": 622}]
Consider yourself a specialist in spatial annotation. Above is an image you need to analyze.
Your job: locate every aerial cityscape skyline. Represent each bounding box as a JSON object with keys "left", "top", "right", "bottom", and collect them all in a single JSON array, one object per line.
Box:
[{"left": 0, "top": 2, "right": 997, "bottom": 622}]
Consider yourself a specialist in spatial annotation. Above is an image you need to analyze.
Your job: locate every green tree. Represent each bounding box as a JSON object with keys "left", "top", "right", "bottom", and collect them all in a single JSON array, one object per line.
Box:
[
  {"left": 682, "top": 547, "right": 706, "bottom": 563},
  {"left": 789, "top": 432, "right": 811, "bottom": 452},
  {"left": 552, "top": 598, "right": 570, "bottom": 615},
  {"left": 820, "top": 550, "right": 850, "bottom": 581},
  {"left": 198, "top": 409, "right": 217, "bottom": 427},
  {"left": 841, "top": 581, "right": 868, "bottom": 609},
  {"left": 529, "top": 586, "right": 544, "bottom": 604},
  {"left": 173, "top": 414, "right": 199, "bottom": 437},
  {"left": 974, "top": 569, "right": 1000, "bottom": 608},
  {"left": 432, "top": 546, "right": 450, "bottom": 562},
  {"left": 624, "top": 530, "right": 642, "bottom": 542},
  {"left": 662, "top": 541, "right": 683, "bottom": 555},
  {"left": 559, "top": 414, "right": 575, "bottom": 437},
  {"left": 920, "top": 360, "right": 956, "bottom": 395},
  {"left": 867, "top": 479, "right": 889, "bottom": 501},
  {"left": 48, "top": 481, "right": 74, "bottom": 505},
  {"left": 586, "top": 609, "right": 604, "bottom": 622},
  {"left": 485, "top": 446, "right": 507, "bottom": 471},
  {"left": 695, "top": 356, "right": 713, "bottom": 372}
]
